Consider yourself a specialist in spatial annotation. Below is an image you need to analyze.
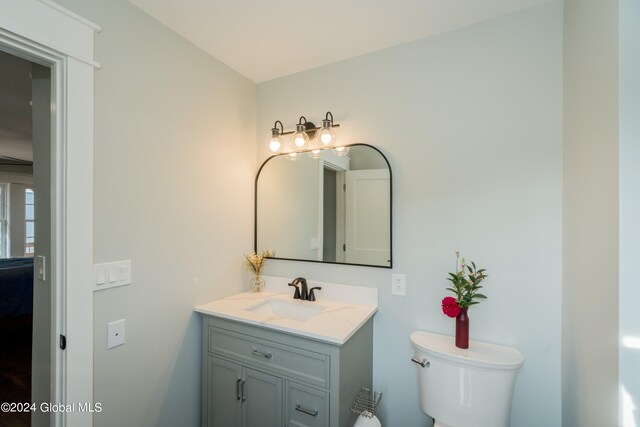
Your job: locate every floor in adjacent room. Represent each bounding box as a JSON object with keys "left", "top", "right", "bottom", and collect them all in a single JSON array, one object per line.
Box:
[{"left": 0, "top": 315, "right": 32, "bottom": 427}]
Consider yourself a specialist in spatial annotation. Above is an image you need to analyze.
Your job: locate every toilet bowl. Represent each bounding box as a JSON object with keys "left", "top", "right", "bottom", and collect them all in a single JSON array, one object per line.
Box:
[{"left": 410, "top": 331, "right": 524, "bottom": 427}]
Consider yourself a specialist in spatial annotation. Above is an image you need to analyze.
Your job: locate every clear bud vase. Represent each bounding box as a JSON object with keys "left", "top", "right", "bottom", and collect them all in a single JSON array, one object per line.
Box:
[
  {"left": 250, "top": 276, "right": 265, "bottom": 292},
  {"left": 455, "top": 308, "right": 469, "bottom": 349}
]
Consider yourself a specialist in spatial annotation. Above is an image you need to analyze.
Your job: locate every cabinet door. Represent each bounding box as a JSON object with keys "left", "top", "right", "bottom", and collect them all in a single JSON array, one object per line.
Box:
[
  {"left": 208, "top": 356, "right": 242, "bottom": 427},
  {"left": 241, "top": 367, "right": 283, "bottom": 427},
  {"left": 285, "top": 381, "right": 329, "bottom": 427}
]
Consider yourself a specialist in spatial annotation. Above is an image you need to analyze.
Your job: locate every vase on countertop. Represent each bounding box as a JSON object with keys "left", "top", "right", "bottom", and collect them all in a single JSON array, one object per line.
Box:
[
  {"left": 455, "top": 308, "right": 469, "bottom": 349},
  {"left": 250, "top": 276, "right": 265, "bottom": 292}
]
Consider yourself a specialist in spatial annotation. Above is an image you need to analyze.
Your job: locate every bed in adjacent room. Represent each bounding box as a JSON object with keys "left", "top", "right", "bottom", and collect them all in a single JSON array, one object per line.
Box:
[{"left": 0, "top": 257, "right": 34, "bottom": 320}]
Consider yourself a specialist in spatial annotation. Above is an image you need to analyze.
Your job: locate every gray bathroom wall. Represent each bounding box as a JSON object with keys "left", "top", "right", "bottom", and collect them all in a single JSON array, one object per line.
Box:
[
  {"left": 51, "top": 1, "right": 257, "bottom": 426},
  {"left": 258, "top": 2, "right": 563, "bottom": 425},
  {"left": 620, "top": 0, "right": 640, "bottom": 424},
  {"left": 562, "top": 1, "right": 621, "bottom": 426}
]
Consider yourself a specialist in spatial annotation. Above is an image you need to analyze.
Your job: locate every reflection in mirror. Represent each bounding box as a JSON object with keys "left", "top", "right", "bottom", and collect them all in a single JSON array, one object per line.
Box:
[{"left": 255, "top": 144, "right": 391, "bottom": 268}]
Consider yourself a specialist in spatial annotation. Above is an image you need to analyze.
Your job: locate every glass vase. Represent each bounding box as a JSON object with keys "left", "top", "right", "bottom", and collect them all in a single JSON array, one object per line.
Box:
[
  {"left": 455, "top": 308, "right": 469, "bottom": 349},
  {"left": 250, "top": 276, "right": 265, "bottom": 292}
]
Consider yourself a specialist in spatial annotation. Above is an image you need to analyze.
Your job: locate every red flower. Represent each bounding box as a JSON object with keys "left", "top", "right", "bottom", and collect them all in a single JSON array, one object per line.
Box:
[{"left": 442, "top": 296, "right": 461, "bottom": 318}]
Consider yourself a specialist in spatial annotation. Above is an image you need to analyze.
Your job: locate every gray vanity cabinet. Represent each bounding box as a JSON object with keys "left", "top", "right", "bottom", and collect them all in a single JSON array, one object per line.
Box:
[
  {"left": 242, "top": 367, "right": 283, "bottom": 426},
  {"left": 202, "top": 316, "right": 373, "bottom": 427},
  {"left": 285, "top": 381, "right": 329, "bottom": 427},
  {"left": 208, "top": 356, "right": 241, "bottom": 425},
  {"left": 208, "top": 355, "right": 283, "bottom": 427}
]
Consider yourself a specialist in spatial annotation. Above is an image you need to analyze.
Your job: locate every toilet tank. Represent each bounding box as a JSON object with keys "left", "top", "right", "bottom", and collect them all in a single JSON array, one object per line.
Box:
[{"left": 410, "top": 331, "right": 524, "bottom": 427}]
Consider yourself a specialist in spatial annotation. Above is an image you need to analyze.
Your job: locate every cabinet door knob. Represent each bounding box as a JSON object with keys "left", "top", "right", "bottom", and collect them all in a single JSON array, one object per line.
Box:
[{"left": 295, "top": 404, "right": 318, "bottom": 417}]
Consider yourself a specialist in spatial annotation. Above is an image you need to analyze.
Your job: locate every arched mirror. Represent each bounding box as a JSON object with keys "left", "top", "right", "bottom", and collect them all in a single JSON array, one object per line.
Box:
[{"left": 255, "top": 144, "right": 392, "bottom": 268}]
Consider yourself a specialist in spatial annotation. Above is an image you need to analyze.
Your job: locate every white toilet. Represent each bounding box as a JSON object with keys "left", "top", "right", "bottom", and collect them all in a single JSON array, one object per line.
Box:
[{"left": 410, "top": 331, "right": 524, "bottom": 427}]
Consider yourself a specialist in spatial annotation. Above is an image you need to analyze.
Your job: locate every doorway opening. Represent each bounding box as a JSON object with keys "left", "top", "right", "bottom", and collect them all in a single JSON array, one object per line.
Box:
[
  {"left": 1, "top": 4, "right": 98, "bottom": 424},
  {"left": 0, "top": 48, "right": 52, "bottom": 427},
  {"left": 322, "top": 166, "right": 346, "bottom": 263}
]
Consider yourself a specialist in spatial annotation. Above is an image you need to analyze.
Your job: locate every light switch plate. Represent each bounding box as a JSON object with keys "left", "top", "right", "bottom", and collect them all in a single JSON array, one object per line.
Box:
[
  {"left": 35, "top": 255, "right": 46, "bottom": 281},
  {"left": 94, "top": 260, "right": 132, "bottom": 291},
  {"left": 107, "top": 319, "right": 125, "bottom": 349}
]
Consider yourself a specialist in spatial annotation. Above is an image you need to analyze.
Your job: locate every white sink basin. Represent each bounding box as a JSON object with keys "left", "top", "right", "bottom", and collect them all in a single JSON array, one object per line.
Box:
[
  {"left": 195, "top": 278, "right": 379, "bottom": 343},
  {"left": 246, "top": 298, "right": 326, "bottom": 321}
]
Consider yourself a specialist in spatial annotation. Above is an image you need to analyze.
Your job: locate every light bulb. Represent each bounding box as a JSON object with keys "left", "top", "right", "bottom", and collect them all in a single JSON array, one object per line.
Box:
[
  {"left": 317, "top": 113, "right": 337, "bottom": 148},
  {"left": 286, "top": 152, "right": 299, "bottom": 161},
  {"left": 291, "top": 119, "right": 310, "bottom": 151},
  {"left": 318, "top": 129, "right": 334, "bottom": 146},
  {"left": 292, "top": 131, "right": 309, "bottom": 150},
  {"left": 267, "top": 120, "right": 284, "bottom": 154},
  {"left": 267, "top": 136, "right": 282, "bottom": 154}
]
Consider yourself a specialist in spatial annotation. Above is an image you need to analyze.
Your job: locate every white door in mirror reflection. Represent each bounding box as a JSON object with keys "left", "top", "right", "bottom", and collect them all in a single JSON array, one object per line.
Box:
[{"left": 345, "top": 169, "right": 391, "bottom": 266}]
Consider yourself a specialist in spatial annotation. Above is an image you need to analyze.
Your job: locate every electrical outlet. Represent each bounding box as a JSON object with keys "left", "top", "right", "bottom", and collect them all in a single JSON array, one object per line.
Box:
[
  {"left": 392, "top": 274, "right": 406, "bottom": 296},
  {"left": 107, "top": 319, "right": 126, "bottom": 349}
]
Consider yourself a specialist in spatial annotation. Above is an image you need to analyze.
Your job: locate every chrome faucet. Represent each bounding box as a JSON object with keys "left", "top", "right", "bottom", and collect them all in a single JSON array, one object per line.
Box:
[{"left": 288, "top": 277, "right": 321, "bottom": 301}]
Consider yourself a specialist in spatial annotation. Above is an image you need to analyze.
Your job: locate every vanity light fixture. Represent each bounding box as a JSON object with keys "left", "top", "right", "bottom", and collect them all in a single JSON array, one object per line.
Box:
[{"left": 265, "top": 111, "right": 342, "bottom": 156}]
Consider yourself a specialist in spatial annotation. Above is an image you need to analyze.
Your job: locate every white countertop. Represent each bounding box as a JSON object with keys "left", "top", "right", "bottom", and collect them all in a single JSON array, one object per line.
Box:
[{"left": 195, "top": 276, "right": 378, "bottom": 345}]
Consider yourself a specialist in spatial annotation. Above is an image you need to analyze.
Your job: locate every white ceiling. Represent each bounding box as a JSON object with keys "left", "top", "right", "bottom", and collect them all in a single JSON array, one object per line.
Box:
[{"left": 128, "top": 0, "right": 550, "bottom": 83}]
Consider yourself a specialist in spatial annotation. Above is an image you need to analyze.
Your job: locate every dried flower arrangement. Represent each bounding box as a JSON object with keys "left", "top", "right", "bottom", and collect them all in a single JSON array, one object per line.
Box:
[{"left": 243, "top": 250, "right": 275, "bottom": 278}]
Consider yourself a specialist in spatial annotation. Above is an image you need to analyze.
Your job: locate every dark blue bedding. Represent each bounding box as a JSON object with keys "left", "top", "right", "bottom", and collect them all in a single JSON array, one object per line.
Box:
[{"left": 0, "top": 257, "right": 34, "bottom": 319}]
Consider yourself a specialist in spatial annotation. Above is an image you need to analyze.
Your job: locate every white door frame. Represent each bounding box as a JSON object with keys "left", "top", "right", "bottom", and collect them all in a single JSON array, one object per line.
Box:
[{"left": 0, "top": 1, "right": 98, "bottom": 426}]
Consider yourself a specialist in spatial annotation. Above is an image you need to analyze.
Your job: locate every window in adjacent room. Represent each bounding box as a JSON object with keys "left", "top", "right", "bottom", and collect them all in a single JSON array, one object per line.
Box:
[{"left": 25, "top": 188, "right": 34, "bottom": 256}]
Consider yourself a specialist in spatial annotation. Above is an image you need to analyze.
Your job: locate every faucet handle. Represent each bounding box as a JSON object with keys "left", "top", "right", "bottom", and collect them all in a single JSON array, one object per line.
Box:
[
  {"left": 288, "top": 282, "right": 301, "bottom": 299},
  {"left": 308, "top": 287, "right": 322, "bottom": 302}
]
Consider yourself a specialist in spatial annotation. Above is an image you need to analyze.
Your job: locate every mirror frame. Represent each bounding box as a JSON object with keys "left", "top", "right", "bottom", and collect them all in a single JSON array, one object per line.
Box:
[{"left": 254, "top": 143, "right": 393, "bottom": 268}]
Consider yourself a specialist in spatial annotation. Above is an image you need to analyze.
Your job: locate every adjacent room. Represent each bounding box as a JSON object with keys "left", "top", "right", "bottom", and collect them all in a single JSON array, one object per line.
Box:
[{"left": 0, "top": 49, "right": 49, "bottom": 427}]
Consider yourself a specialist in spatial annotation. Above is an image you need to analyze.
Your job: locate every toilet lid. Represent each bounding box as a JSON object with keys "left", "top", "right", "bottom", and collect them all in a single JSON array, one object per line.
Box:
[{"left": 410, "top": 331, "right": 524, "bottom": 370}]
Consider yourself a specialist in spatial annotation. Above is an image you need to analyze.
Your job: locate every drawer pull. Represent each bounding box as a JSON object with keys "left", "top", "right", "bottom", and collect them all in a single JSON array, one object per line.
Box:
[
  {"left": 252, "top": 349, "right": 272, "bottom": 359},
  {"left": 236, "top": 379, "right": 242, "bottom": 401},
  {"left": 295, "top": 404, "right": 318, "bottom": 417}
]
